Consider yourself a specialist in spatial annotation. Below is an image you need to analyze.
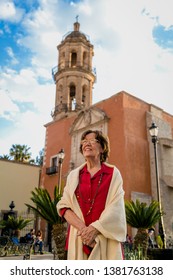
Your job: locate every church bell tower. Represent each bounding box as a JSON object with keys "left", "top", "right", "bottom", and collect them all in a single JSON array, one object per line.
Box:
[{"left": 51, "top": 20, "right": 96, "bottom": 120}]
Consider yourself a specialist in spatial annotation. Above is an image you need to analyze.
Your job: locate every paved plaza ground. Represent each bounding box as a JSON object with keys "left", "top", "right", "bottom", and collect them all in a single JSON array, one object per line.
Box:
[{"left": 0, "top": 252, "right": 54, "bottom": 260}]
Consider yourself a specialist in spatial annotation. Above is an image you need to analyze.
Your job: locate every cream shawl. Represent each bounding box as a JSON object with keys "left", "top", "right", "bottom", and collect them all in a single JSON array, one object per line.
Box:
[{"left": 57, "top": 162, "right": 127, "bottom": 260}]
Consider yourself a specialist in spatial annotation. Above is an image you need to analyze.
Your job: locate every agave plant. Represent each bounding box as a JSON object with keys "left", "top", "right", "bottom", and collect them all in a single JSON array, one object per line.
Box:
[
  {"left": 25, "top": 185, "right": 67, "bottom": 259},
  {"left": 0, "top": 216, "right": 32, "bottom": 238},
  {"left": 125, "top": 199, "right": 162, "bottom": 257},
  {"left": 124, "top": 244, "right": 148, "bottom": 260}
]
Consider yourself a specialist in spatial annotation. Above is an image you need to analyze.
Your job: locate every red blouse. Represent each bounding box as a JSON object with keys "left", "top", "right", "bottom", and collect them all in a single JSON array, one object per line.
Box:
[
  {"left": 75, "top": 163, "right": 113, "bottom": 225},
  {"left": 60, "top": 163, "right": 113, "bottom": 254}
]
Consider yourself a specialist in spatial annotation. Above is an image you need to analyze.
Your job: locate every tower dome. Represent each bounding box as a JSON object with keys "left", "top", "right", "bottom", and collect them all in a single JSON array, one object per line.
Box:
[{"left": 65, "top": 21, "right": 88, "bottom": 41}]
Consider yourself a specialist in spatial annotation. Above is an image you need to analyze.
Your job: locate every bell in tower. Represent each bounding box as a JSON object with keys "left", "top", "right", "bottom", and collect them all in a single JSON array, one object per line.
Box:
[{"left": 51, "top": 19, "right": 96, "bottom": 120}]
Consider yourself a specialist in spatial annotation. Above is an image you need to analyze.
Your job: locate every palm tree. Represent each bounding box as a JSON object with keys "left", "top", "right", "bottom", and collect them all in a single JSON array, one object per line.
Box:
[
  {"left": 9, "top": 144, "right": 32, "bottom": 162},
  {"left": 125, "top": 199, "right": 162, "bottom": 257},
  {"left": 0, "top": 216, "right": 32, "bottom": 238},
  {"left": 25, "top": 186, "right": 67, "bottom": 259},
  {"left": 0, "top": 154, "right": 11, "bottom": 160}
]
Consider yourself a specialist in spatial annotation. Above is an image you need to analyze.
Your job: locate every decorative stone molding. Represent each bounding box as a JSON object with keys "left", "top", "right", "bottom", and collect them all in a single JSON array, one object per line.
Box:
[
  {"left": 69, "top": 107, "right": 109, "bottom": 168},
  {"left": 70, "top": 107, "right": 109, "bottom": 134}
]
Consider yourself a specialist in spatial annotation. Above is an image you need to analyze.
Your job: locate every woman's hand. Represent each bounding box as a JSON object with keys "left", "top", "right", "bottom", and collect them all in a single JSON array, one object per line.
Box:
[{"left": 78, "top": 225, "right": 99, "bottom": 246}]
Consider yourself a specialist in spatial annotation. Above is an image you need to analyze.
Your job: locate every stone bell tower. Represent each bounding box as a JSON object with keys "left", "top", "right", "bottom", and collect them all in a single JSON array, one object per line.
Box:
[{"left": 51, "top": 20, "right": 96, "bottom": 120}]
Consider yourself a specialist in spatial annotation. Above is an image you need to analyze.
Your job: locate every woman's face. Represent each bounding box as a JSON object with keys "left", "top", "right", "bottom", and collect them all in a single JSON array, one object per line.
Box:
[{"left": 81, "top": 132, "right": 103, "bottom": 161}]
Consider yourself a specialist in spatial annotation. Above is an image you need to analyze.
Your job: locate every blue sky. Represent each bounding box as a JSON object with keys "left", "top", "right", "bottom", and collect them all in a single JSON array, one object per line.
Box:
[{"left": 0, "top": 0, "right": 173, "bottom": 159}]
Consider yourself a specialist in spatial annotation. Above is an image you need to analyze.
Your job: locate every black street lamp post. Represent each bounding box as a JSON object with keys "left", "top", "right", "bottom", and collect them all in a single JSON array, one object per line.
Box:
[
  {"left": 149, "top": 122, "right": 166, "bottom": 249},
  {"left": 58, "top": 149, "right": 65, "bottom": 195}
]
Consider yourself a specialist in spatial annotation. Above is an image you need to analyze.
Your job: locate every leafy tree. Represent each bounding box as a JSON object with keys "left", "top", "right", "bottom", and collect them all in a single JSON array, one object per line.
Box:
[
  {"left": 25, "top": 186, "right": 67, "bottom": 259},
  {"left": 35, "top": 148, "right": 44, "bottom": 166},
  {"left": 125, "top": 199, "right": 162, "bottom": 257},
  {"left": 9, "top": 144, "right": 33, "bottom": 163}
]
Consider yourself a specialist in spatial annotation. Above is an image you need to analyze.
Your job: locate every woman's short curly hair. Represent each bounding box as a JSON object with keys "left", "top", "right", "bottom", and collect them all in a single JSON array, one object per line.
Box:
[{"left": 79, "top": 130, "right": 110, "bottom": 162}]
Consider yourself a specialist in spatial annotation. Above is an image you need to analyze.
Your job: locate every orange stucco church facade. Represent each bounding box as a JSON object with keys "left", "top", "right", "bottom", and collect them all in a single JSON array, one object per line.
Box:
[{"left": 41, "top": 21, "right": 173, "bottom": 240}]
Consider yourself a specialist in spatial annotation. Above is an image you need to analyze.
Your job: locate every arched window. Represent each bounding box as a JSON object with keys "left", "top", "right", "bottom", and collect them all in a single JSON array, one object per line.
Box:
[
  {"left": 69, "top": 84, "right": 76, "bottom": 111},
  {"left": 71, "top": 52, "right": 77, "bottom": 67},
  {"left": 70, "top": 85, "right": 75, "bottom": 97}
]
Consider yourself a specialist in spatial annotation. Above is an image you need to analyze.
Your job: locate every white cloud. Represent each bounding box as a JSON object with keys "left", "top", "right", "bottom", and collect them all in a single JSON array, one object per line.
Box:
[
  {"left": 78, "top": 1, "right": 92, "bottom": 16},
  {"left": 0, "top": 1, "right": 16, "bottom": 18},
  {"left": 0, "top": 88, "right": 19, "bottom": 120},
  {"left": 13, "top": 110, "right": 48, "bottom": 157},
  {"left": 0, "top": 69, "right": 55, "bottom": 158},
  {"left": 4, "top": 24, "right": 11, "bottom": 33},
  {"left": 0, "top": 0, "right": 24, "bottom": 22},
  {"left": 79, "top": 0, "right": 173, "bottom": 115},
  {"left": 142, "top": 0, "right": 173, "bottom": 28},
  {"left": 0, "top": 67, "right": 55, "bottom": 112},
  {"left": 6, "top": 47, "right": 19, "bottom": 65},
  {"left": 0, "top": 110, "right": 46, "bottom": 158}
]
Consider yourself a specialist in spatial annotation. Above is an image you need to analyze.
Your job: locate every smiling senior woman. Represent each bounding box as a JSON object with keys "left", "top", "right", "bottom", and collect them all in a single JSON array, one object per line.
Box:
[{"left": 57, "top": 130, "right": 126, "bottom": 260}]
